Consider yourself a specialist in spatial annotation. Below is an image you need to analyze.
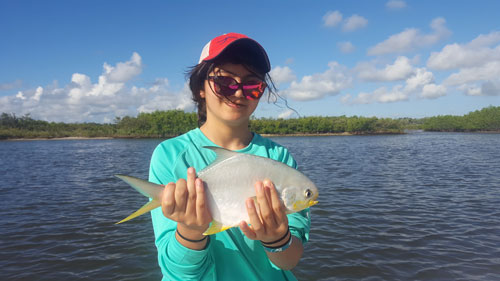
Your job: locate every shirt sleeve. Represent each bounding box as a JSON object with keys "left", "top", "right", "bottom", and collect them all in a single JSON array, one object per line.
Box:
[{"left": 149, "top": 143, "right": 213, "bottom": 280}]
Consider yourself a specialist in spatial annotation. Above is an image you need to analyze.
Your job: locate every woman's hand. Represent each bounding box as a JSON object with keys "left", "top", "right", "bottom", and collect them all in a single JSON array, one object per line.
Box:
[
  {"left": 161, "top": 167, "right": 212, "bottom": 249},
  {"left": 239, "top": 180, "right": 289, "bottom": 244},
  {"left": 240, "top": 180, "right": 304, "bottom": 270}
]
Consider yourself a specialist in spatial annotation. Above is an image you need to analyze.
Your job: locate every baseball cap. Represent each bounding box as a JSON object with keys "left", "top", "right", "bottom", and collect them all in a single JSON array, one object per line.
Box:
[{"left": 198, "top": 33, "right": 271, "bottom": 73}]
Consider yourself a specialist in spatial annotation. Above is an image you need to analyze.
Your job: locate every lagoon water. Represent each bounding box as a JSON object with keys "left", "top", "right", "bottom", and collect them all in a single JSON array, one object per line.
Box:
[{"left": 1, "top": 132, "right": 499, "bottom": 280}]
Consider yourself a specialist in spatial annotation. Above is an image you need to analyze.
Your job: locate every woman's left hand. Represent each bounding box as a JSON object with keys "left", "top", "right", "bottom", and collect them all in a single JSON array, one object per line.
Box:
[{"left": 239, "top": 180, "right": 289, "bottom": 243}]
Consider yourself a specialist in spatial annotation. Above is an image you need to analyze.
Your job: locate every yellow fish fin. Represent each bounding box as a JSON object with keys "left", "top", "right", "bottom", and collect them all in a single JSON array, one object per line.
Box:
[
  {"left": 203, "top": 221, "right": 232, "bottom": 235},
  {"left": 116, "top": 199, "right": 160, "bottom": 224}
]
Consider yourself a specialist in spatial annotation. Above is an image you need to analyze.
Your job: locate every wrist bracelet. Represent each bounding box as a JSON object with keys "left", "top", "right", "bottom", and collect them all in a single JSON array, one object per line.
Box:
[
  {"left": 262, "top": 234, "right": 293, "bottom": 253},
  {"left": 176, "top": 229, "right": 207, "bottom": 243},
  {"left": 261, "top": 228, "right": 290, "bottom": 245}
]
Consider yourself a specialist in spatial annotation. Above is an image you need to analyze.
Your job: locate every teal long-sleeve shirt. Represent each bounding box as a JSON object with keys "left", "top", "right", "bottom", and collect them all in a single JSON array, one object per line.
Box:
[{"left": 149, "top": 128, "right": 311, "bottom": 281}]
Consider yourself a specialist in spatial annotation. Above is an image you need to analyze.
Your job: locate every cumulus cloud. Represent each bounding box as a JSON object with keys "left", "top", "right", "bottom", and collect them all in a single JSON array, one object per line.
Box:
[
  {"left": 270, "top": 66, "right": 296, "bottom": 86},
  {"left": 386, "top": 0, "right": 407, "bottom": 10},
  {"left": 323, "top": 10, "right": 342, "bottom": 27},
  {"left": 338, "top": 41, "right": 355, "bottom": 53},
  {"left": 368, "top": 17, "right": 451, "bottom": 55},
  {"left": 421, "top": 83, "right": 447, "bottom": 99},
  {"left": 278, "top": 109, "right": 296, "bottom": 119},
  {"left": 323, "top": 11, "right": 368, "bottom": 32},
  {"left": 428, "top": 31, "right": 500, "bottom": 96},
  {"left": 343, "top": 67, "right": 446, "bottom": 104},
  {"left": 427, "top": 31, "right": 500, "bottom": 70},
  {"left": 356, "top": 56, "right": 415, "bottom": 82},
  {"left": 343, "top": 85, "right": 408, "bottom": 104},
  {"left": 461, "top": 81, "right": 500, "bottom": 96},
  {"left": 282, "top": 62, "right": 352, "bottom": 101},
  {"left": 0, "top": 53, "right": 194, "bottom": 123},
  {"left": 342, "top": 15, "right": 368, "bottom": 32}
]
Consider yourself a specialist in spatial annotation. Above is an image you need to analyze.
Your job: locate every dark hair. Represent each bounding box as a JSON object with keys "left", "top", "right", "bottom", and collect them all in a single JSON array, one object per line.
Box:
[{"left": 187, "top": 46, "right": 279, "bottom": 126}]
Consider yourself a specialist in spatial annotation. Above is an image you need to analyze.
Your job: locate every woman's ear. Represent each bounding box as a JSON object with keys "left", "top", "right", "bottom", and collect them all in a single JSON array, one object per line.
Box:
[{"left": 200, "top": 89, "right": 206, "bottom": 98}]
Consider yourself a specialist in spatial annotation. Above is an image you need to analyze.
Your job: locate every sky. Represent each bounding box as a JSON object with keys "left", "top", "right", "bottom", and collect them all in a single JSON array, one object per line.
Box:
[{"left": 1, "top": 0, "right": 499, "bottom": 123}]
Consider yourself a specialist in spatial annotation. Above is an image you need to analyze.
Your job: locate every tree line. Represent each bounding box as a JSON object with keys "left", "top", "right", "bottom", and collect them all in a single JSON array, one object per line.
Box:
[
  {"left": 420, "top": 106, "right": 500, "bottom": 132},
  {"left": 1, "top": 106, "right": 499, "bottom": 139}
]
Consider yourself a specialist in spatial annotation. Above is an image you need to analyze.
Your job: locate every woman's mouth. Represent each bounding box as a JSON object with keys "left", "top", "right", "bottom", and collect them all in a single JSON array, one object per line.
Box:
[{"left": 226, "top": 101, "right": 245, "bottom": 108}]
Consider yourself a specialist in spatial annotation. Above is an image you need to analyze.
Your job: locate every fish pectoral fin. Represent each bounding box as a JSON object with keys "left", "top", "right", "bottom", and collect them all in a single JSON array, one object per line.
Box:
[
  {"left": 116, "top": 199, "right": 161, "bottom": 224},
  {"left": 203, "top": 221, "right": 232, "bottom": 235}
]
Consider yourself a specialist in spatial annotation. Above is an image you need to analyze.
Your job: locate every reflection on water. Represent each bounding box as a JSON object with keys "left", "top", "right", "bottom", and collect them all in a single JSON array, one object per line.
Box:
[{"left": 1, "top": 133, "right": 499, "bottom": 280}]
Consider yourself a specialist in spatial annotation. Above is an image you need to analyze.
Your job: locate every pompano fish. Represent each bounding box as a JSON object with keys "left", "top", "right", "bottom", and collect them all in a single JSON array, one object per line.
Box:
[{"left": 115, "top": 146, "right": 319, "bottom": 235}]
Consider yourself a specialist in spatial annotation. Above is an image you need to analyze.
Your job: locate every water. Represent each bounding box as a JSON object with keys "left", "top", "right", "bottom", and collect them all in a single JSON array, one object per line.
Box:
[{"left": 1, "top": 132, "right": 499, "bottom": 280}]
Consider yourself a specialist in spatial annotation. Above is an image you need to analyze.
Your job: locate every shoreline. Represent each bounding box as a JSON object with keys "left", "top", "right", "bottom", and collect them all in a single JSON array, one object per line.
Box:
[
  {"left": 3, "top": 130, "right": 500, "bottom": 141},
  {"left": 2, "top": 136, "right": 115, "bottom": 141}
]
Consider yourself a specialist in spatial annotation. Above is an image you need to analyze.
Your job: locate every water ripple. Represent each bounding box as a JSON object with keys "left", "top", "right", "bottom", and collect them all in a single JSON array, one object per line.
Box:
[{"left": 1, "top": 134, "right": 500, "bottom": 280}]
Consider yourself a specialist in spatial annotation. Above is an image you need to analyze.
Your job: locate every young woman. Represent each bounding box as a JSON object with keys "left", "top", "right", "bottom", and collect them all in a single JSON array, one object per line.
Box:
[{"left": 149, "top": 33, "right": 311, "bottom": 280}]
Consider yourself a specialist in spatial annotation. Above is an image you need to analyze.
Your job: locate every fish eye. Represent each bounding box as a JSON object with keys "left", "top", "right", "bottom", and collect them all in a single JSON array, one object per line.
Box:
[{"left": 304, "top": 189, "right": 312, "bottom": 198}]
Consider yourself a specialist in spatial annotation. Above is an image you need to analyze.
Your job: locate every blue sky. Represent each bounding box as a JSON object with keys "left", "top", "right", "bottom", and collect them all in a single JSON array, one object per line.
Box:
[{"left": 1, "top": 0, "right": 499, "bottom": 123}]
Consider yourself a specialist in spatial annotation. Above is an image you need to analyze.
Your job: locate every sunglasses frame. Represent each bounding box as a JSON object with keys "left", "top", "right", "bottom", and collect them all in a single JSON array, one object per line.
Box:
[{"left": 208, "top": 75, "right": 267, "bottom": 100}]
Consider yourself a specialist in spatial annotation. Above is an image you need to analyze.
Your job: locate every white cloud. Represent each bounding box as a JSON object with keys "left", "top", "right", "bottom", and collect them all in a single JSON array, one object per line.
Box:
[
  {"left": 356, "top": 56, "right": 415, "bottom": 82},
  {"left": 270, "top": 66, "right": 296, "bottom": 86},
  {"left": 283, "top": 62, "right": 352, "bottom": 101},
  {"left": 15, "top": 91, "right": 26, "bottom": 100},
  {"left": 137, "top": 82, "right": 193, "bottom": 113},
  {"left": 433, "top": 32, "right": 500, "bottom": 96},
  {"left": 434, "top": 31, "right": 500, "bottom": 96},
  {"left": 462, "top": 81, "right": 500, "bottom": 97},
  {"left": 427, "top": 31, "right": 500, "bottom": 70},
  {"left": 343, "top": 67, "right": 447, "bottom": 104},
  {"left": 323, "top": 11, "right": 367, "bottom": 32},
  {"left": 345, "top": 85, "right": 408, "bottom": 104},
  {"left": 0, "top": 53, "right": 195, "bottom": 123},
  {"left": 33, "top": 86, "right": 43, "bottom": 102},
  {"left": 323, "top": 10, "right": 342, "bottom": 27},
  {"left": 104, "top": 52, "right": 142, "bottom": 83},
  {"left": 444, "top": 61, "right": 500, "bottom": 86},
  {"left": 342, "top": 15, "right": 368, "bottom": 32},
  {"left": 421, "top": 83, "right": 446, "bottom": 99},
  {"left": 278, "top": 109, "right": 296, "bottom": 119},
  {"left": 368, "top": 17, "right": 451, "bottom": 55},
  {"left": 405, "top": 68, "right": 434, "bottom": 92},
  {"left": 338, "top": 41, "right": 355, "bottom": 53},
  {"left": 386, "top": 0, "right": 407, "bottom": 10}
]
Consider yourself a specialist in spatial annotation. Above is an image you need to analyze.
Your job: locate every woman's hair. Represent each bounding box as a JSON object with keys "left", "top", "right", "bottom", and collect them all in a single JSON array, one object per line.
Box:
[{"left": 187, "top": 47, "right": 279, "bottom": 126}]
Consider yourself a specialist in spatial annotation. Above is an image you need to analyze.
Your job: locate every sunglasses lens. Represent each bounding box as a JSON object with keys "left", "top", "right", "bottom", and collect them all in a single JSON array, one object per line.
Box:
[
  {"left": 243, "top": 82, "right": 266, "bottom": 99},
  {"left": 213, "top": 76, "right": 238, "bottom": 97},
  {"left": 210, "top": 76, "right": 266, "bottom": 99}
]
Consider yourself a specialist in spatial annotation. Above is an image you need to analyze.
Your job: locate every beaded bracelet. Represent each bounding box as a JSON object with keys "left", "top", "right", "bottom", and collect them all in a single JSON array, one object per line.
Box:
[
  {"left": 176, "top": 229, "right": 208, "bottom": 243},
  {"left": 261, "top": 234, "right": 293, "bottom": 253}
]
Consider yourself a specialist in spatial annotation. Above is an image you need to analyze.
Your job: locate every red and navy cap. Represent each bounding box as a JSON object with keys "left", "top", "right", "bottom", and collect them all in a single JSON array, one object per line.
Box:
[{"left": 198, "top": 33, "right": 271, "bottom": 73}]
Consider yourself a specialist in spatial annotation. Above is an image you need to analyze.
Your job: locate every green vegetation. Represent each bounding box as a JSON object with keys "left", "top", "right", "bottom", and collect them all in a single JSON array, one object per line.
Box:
[
  {"left": 1, "top": 106, "right": 499, "bottom": 140},
  {"left": 421, "top": 106, "right": 500, "bottom": 132}
]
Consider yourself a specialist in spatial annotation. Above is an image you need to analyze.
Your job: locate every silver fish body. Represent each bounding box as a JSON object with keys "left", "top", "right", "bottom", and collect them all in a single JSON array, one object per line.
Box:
[{"left": 116, "top": 146, "right": 319, "bottom": 235}]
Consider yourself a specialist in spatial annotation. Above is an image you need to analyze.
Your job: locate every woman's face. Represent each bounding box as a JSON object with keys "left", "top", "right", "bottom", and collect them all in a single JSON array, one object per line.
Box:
[{"left": 201, "top": 63, "right": 262, "bottom": 126}]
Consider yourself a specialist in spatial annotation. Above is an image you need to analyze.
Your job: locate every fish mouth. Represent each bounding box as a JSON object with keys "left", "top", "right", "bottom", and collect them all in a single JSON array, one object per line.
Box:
[
  {"left": 293, "top": 199, "right": 319, "bottom": 211},
  {"left": 308, "top": 200, "right": 318, "bottom": 207}
]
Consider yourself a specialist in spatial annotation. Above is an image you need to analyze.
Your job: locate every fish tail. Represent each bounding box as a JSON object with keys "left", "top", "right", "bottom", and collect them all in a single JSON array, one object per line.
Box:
[
  {"left": 116, "top": 200, "right": 161, "bottom": 224},
  {"left": 203, "top": 221, "right": 232, "bottom": 235}
]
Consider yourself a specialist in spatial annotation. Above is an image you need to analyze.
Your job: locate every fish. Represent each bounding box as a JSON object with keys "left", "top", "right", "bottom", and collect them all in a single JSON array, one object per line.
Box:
[{"left": 115, "top": 146, "right": 319, "bottom": 235}]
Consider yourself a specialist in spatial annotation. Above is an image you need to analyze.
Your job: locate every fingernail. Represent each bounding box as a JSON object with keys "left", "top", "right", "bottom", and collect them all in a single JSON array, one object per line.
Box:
[
  {"left": 246, "top": 199, "right": 253, "bottom": 209},
  {"left": 264, "top": 179, "right": 273, "bottom": 188}
]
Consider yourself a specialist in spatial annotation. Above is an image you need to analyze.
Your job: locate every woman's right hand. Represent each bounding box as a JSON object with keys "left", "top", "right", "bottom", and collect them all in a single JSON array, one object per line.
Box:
[{"left": 161, "top": 167, "right": 212, "bottom": 248}]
